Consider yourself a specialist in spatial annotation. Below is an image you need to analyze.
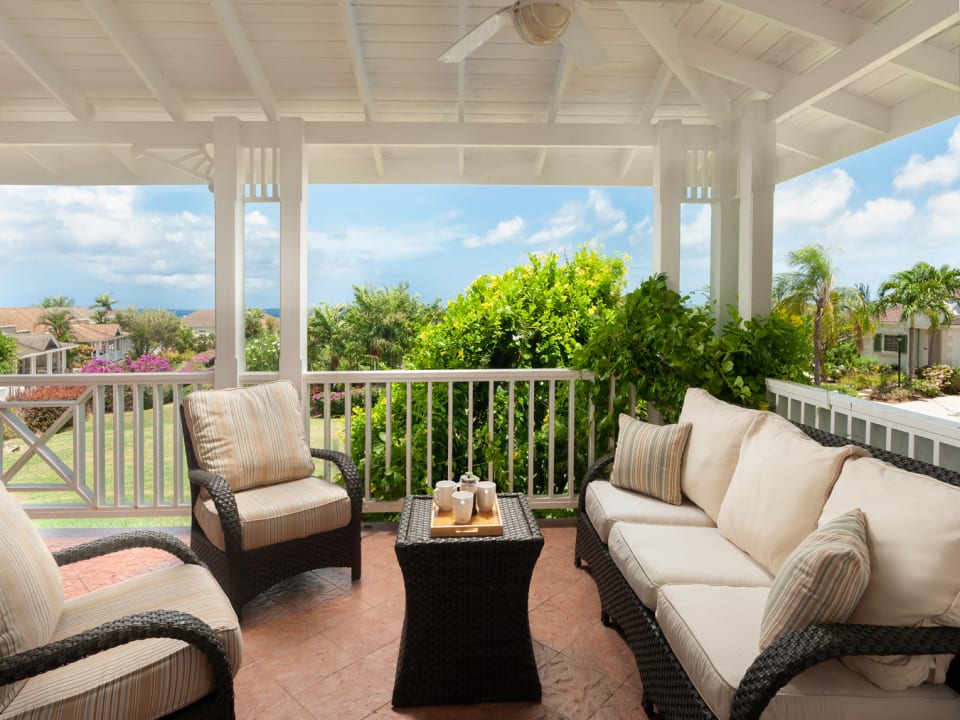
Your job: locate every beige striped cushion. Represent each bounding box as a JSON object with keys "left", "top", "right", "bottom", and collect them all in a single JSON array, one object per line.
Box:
[
  {"left": 0, "top": 484, "right": 64, "bottom": 712},
  {"left": 610, "top": 415, "right": 692, "bottom": 505},
  {"left": 194, "top": 475, "right": 352, "bottom": 552},
  {"left": 1, "top": 563, "right": 242, "bottom": 720},
  {"left": 183, "top": 381, "right": 315, "bottom": 492},
  {"left": 760, "top": 508, "right": 870, "bottom": 650}
]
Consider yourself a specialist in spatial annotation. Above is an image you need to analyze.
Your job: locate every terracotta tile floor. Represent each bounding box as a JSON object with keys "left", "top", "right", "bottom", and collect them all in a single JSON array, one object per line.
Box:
[{"left": 43, "top": 523, "right": 650, "bottom": 720}]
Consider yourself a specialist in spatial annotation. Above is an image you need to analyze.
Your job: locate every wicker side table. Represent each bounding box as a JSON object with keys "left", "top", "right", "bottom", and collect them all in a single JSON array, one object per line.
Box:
[{"left": 392, "top": 493, "right": 544, "bottom": 707}]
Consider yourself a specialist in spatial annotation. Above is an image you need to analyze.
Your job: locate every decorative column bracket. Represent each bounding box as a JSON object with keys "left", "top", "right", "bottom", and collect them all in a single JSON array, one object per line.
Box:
[{"left": 130, "top": 145, "right": 213, "bottom": 184}]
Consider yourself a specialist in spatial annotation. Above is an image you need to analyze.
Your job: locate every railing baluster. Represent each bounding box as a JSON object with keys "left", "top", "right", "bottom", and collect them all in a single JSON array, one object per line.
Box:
[
  {"left": 426, "top": 382, "right": 433, "bottom": 487},
  {"left": 507, "top": 380, "right": 515, "bottom": 493},
  {"left": 405, "top": 381, "right": 413, "bottom": 496}
]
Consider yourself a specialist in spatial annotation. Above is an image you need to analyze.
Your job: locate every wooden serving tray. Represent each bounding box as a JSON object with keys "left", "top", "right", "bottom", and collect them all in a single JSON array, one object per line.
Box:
[{"left": 430, "top": 494, "right": 503, "bottom": 537}]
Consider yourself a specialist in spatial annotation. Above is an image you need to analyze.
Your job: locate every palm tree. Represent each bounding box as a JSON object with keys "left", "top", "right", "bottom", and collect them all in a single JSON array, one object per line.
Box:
[
  {"left": 91, "top": 293, "right": 118, "bottom": 323},
  {"left": 875, "top": 262, "right": 960, "bottom": 380},
  {"left": 38, "top": 307, "right": 76, "bottom": 343}
]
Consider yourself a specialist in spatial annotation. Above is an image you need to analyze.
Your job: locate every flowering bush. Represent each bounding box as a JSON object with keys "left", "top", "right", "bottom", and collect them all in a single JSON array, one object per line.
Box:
[
  {"left": 180, "top": 350, "right": 216, "bottom": 373},
  {"left": 78, "top": 354, "right": 172, "bottom": 411},
  {"left": 13, "top": 386, "right": 87, "bottom": 434},
  {"left": 918, "top": 364, "right": 959, "bottom": 395}
]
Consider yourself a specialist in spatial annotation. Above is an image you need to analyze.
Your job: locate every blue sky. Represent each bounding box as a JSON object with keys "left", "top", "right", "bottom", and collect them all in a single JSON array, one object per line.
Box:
[{"left": 0, "top": 117, "right": 957, "bottom": 312}]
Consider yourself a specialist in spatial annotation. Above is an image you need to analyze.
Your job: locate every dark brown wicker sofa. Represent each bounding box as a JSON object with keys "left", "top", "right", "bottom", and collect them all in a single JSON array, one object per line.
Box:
[{"left": 574, "top": 388, "right": 960, "bottom": 720}]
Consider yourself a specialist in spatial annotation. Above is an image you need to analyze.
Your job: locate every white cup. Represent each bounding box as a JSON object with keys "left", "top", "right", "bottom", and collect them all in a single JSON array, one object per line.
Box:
[
  {"left": 476, "top": 481, "right": 496, "bottom": 513},
  {"left": 451, "top": 491, "right": 474, "bottom": 525},
  {"left": 434, "top": 479, "right": 458, "bottom": 512}
]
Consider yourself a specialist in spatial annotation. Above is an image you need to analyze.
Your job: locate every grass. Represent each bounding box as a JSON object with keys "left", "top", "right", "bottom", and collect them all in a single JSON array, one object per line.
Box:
[{"left": 4, "top": 404, "right": 344, "bottom": 529}]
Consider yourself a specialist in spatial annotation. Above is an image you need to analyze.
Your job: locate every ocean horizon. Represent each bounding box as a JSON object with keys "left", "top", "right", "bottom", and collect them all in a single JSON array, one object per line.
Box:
[{"left": 171, "top": 308, "right": 280, "bottom": 318}]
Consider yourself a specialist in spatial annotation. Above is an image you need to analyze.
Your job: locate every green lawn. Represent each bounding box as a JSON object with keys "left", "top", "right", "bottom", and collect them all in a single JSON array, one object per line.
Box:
[{"left": 4, "top": 406, "right": 344, "bottom": 529}]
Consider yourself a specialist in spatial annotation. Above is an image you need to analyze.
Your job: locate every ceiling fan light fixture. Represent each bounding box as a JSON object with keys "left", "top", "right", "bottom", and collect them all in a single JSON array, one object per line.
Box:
[{"left": 512, "top": 1, "right": 573, "bottom": 46}]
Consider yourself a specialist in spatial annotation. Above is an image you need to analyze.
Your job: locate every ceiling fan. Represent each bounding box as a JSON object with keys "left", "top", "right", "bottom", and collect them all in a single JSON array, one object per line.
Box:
[{"left": 439, "top": 0, "right": 702, "bottom": 68}]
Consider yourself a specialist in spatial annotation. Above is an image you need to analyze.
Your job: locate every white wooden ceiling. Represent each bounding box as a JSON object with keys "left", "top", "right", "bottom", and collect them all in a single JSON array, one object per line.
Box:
[{"left": 0, "top": 0, "right": 956, "bottom": 186}]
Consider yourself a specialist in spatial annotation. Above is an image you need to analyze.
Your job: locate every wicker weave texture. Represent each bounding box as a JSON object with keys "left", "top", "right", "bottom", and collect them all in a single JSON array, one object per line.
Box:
[
  {"left": 392, "top": 494, "right": 544, "bottom": 707},
  {"left": 575, "top": 421, "right": 960, "bottom": 720}
]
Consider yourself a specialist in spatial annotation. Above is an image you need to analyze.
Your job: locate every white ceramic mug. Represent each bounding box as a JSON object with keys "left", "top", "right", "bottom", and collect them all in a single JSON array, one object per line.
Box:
[
  {"left": 451, "top": 491, "right": 474, "bottom": 525},
  {"left": 434, "top": 479, "right": 458, "bottom": 511},
  {"left": 476, "top": 480, "right": 496, "bottom": 512}
]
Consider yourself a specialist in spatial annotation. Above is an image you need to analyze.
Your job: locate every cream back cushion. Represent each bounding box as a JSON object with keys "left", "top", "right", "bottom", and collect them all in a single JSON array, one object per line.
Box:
[
  {"left": 0, "top": 482, "right": 64, "bottom": 711},
  {"left": 183, "top": 381, "right": 315, "bottom": 492},
  {"left": 821, "top": 457, "right": 960, "bottom": 690},
  {"left": 677, "top": 388, "right": 760, "bottom": 521},
  {"left": 610, "top": 415, "right": 692, "bottom": 505},
  {"left": 717, "top": 412, "right": 868, "bottom": 575}
]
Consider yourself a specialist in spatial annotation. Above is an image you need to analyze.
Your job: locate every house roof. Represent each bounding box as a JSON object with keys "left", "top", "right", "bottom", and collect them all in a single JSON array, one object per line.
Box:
[
  {"left": 0, "top": 0, "right": 955, "bottom": 187},
  {"left": 13, "top": 333, "right": 63, "bottom": 354},
  {"left": 180, "top": 310, "right": 216, "bottom": 329},
  {"left": 71, "top": 323, "right": 123, "bottom": 342},
  {"left": 0, "top": 307, "right": 101, "bottom": 334}
]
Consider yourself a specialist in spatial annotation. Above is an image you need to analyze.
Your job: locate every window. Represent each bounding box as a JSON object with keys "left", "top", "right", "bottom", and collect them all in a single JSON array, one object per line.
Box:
[{"left": 873, "top": 333, "right": 907, "bottom": 353}]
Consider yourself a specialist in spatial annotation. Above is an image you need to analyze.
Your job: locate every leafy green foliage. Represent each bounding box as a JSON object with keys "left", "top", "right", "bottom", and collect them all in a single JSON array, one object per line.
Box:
[
  {"left": 37, "top": 307, "right": 76, "bottom": 343},
  {"left": 0, "top": 333, "right": 18, "bottom": 374},
  {"left": 117, "top": 307, "right": 183, "bottom": 356},
  {"left": 245, "top": 333, "right": 279, "bottom": 372}
]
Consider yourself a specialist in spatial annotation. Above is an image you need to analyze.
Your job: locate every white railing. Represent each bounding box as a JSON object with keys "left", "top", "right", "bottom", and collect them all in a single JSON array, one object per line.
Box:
[
  {"left": 1, "top": 369, "right": 602, "bottom": 518},
  {"left": 766, "top": 379, "right": 960, "bottom": 472}
]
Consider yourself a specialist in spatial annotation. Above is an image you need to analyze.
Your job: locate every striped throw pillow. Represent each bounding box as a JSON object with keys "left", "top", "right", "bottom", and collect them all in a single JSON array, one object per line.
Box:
[
  {"left": 759, "top": 508, "right": 870, "bottom": 650},
  {"left": 610, "top": 415, "right": 692, "bottom": 505}
]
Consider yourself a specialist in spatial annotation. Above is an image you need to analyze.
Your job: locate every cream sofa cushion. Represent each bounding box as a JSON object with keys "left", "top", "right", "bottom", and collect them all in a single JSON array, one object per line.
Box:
[
  {"left": 3, "top": 563, "right": 242, "bottom": 720},
  {"left": 0, "top": 484, "right": 64, "bottom": 712},
  {"left": 194, "top": 475, "right": 352, "bottom": 552},
  {"left": 585, "top": 480, "right": 714, "bottom": 544},
  {"left": 607, "top": 523, "right": 771, "bottom": 609},
  {"left": 610, "top": 415, "right": 691, "bottom": 504},
  {"left": 717, "top": 412, "right": 868, "bottom": 574},
  {"left": 656, "top": 584, "right": 960, "bottom": 720},
  {"left": 677, "top": 388, "right": 760, "bottom": 522},
  {"left": 760, "top": 508, "right": 870, "bottom": 650},
  {"left": 183, "top": 380, "right": 315, "bottom": 493},
  {"left": 820, "top": 457, "right": 960, "bottom": 691}
]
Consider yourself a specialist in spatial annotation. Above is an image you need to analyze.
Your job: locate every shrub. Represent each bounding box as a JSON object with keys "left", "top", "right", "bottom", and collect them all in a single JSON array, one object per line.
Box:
[
  {"left": 78, "top": 354, "right": 173, "bottom": 411},
  {"left": 180, "top": 349, "right": 216, "bottom": 372},
  {"left": 911, "top": 378, "right": 941, "bottom": 398},
  {"left": 13, "top": 386, "right": 87, "bottom": 434},
  {"left": 918, "top": 364, "right": 955, "bottom": 393}
]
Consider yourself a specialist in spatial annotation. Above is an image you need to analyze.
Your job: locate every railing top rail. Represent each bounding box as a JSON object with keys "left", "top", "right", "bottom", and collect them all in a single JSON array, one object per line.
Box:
[
  {"left": 0, "top": 372, "right": 215, "bottom": 388},
  {"left": 303, "top": 368, "right": 596, "bottom": 383}
]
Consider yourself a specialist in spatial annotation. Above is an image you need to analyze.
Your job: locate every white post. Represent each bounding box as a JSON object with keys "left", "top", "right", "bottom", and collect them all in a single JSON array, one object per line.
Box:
[
  {"left": 711, "top": 126, "right": 739, "bottom": 331},
  {"left": 653, "top": 120, "right": 683, "bottom": 290},
  {"left": 278, "top": 118, "right": 308, "bottom": 392},
  {"left": 737, "top": 101, "right": 775, "bottom": 320},
  {"left": 212, "top": 117, "right": 244, "bottom": 389}
]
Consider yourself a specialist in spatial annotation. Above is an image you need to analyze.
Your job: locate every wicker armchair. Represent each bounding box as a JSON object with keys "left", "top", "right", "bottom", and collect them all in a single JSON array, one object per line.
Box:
[
  {"left": 180, "top": 381, "right": 362, "bottom": 616},
  {"left": 0, "top": 484, "right": 239, "bottom": 719}
]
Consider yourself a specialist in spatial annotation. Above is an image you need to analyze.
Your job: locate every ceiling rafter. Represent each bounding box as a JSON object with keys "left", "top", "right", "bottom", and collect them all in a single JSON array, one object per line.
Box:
[
  {"left": 209, "top": 0, "right": 279, "bottom": 122},
  {"left": 457, "top": 0, "right": 466, "bottom": 177},
  {"left": 535, "top": 49, "right": 574, "bottom": 178},
  {"left": 718, "top": 0, "right": 959, "bottom": 91},
  {"left": 679, "top": 36, "right": 890, "bottom": 134},
  {"left": 620, "top": 63, "right": 673, "bottom": 178},
  {"left": 0, "top": 13, "right": 94, "bottom": 121},
  {"left": 617, "top": 2, "right": 731, "bottom": 128},
  {"left": 82, "top": 0, "right": 185, "bottom": 121},
  {"left": 768, "top": 0, "right": 959, "bottom": 124},
  {"left": 337, "top": 0, "right": 384, "bottom": 177}
]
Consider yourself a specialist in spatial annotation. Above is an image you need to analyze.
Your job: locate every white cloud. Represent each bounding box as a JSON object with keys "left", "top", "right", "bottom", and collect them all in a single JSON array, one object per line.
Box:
[
  {"left": 681, "top": 205, "right": 711, "bottom": 252},
  {"left": 893, "top": 123, "right": 960, "bottom": 191},
  {"left": 927, "top": 190, "right": 960, "bottom": 239},
  {"left": 628, "top": 216, "right": 652, "bottom": 247},
  {"left": 775, "top": 169, "right": 856, "bottom": 228},
  {"left": 463, "top": 216, "right": 526, "bottom": 248},
  {"left": 528, "top": 222, "right": 580, "bottom": 245},
  {"left": 827, "top": 197, "right": 916, "bottom": 241}
]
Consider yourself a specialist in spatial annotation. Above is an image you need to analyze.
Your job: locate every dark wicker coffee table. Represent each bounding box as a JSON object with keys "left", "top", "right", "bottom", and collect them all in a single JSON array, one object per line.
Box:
[{"left": 392, "top": 493, "right": 544, "bottom": 707}]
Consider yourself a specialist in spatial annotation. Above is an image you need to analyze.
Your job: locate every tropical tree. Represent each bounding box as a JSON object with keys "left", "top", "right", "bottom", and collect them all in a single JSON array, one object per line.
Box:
[
  {"left": 773, "top": 244, "right": 869, "bottom": 385},
  {"left": 39, "top": 296, "right": 74, "bottom": 308},
  {"left": 117, "top": 307, "right": 183, "bottom": 356},
  {"left": 0, "top": 333, "right": 18, "bottom": 374},
  {"left": 37, "top": 307, "right": 76, "bottom": 343},
  {"left": 307, "top": 302, "right": 349, "bottom": 370},
  {"left": 90, "top": 293, "right": 118, "bottom": 323},
  {"left": 875, "top": 262, "right": 960, "bottom": 380}
]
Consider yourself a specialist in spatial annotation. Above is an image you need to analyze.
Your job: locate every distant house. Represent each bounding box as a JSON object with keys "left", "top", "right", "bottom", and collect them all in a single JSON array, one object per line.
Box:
[
  {"left": 181, "top": 309, "right": 215, "bottom": 337},
  {"left": 863, "top": 302, "right": 960, "bottom": 370},
  {"left": 0, "top": 307, "right": 131, "bottom": 374}
]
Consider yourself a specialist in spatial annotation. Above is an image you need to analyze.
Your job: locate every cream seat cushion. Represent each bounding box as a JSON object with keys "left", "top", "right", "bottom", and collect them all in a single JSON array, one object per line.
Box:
[
  {"left": 585, "top": 480, "right": 715, "bottom": 544},
  {"left": 183, "top": 380, "right": 315, "bottom": 493},
  {"left": 194, "top": 475, "right": 352, "bottom": 552},
  {"left": 656, "top": 584, "right": 960, "bottom": 720},
  {"left": 1, "top": 564, "right": 242, "bottom": 720},
  {"left": 717, "top": 412, "right": 868, "bottom": 574},
  {"left": 820, "top": 457, "right": 960, "bottom": 691},
  {"left": 677, "top": 388, "right": 760, "bottom": 522},
  {"left": 0, "top": 484, "right": 64, "bottom": 711},
  {"left": 607, "top": 523, "right": 771, "bottom": 610}
]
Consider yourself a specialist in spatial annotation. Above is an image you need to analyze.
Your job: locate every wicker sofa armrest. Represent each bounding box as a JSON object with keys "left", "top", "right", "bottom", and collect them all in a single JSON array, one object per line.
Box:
[
  {"left": 578, "top": 453, "right": 615, "bottom": 512},
  {"left": 52, "top": 530, "right": 201, "bottom": 568},
  {"left": 188, "top": 468, "right": 243, "bottom": 555},
  {"left": 731, "top": 623, "right": 960, "bottom": 720},
  {"left": 311, "top": 448, "right": 363, "bottom": 508},
  {"left": 0, "top": 609, "right": 235, "bottom": 719}
]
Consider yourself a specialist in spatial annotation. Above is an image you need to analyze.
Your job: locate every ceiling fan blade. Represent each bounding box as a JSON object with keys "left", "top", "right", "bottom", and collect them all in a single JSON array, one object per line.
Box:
[
  {"left": 438, "top": 6, "right": 512, "bottom": 63},
  {"left": 560, "top": 14, "right": 606, "bottom": 68}
]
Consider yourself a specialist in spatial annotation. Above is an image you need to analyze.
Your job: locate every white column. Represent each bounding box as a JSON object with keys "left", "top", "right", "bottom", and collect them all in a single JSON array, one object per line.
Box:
[
  {"left": 213, "top": 117, "right": 244, "bottom": 389},
  {"left": 710, "top": 126, "right": 739, "bottom": 331},
  {"left": 737, "top": 101, "right": 775, "bottom": 320},
  {"left": 277, "top": 118, "right": 308, "bottom": 393},
  {"left": 653, "top": 120, "right": 683, "bottom": 290}
]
